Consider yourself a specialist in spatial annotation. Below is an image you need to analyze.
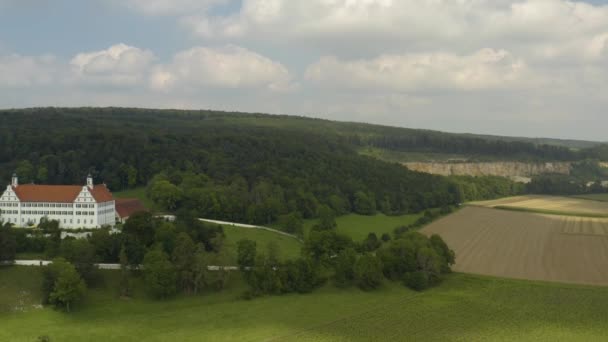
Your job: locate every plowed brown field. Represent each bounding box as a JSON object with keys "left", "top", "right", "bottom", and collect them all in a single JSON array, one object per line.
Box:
[{"left": 422, "top": 206, "right": 608, "bottom": 285}]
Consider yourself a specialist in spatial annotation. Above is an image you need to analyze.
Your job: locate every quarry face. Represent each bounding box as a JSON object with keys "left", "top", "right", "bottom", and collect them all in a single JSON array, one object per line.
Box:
[{"left": 403, "top": 161, "right": 572, "bottom": 183}]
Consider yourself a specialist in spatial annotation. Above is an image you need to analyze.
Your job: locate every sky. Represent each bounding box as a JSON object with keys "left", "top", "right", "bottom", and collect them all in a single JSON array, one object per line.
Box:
[{"left": 1, "top": 0, "right": 608, "bottom": 140}]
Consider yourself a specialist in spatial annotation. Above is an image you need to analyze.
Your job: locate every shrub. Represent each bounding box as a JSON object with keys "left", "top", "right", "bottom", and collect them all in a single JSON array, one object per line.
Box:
[
  {"left": 404, "top": 271, "right": 429, "bottom": 291},
  {"left": 354, "top": 254, "right": 383, "bottom": 291}
]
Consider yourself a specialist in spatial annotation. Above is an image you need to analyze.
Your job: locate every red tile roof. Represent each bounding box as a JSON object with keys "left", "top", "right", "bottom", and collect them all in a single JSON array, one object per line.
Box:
[
  {"left": 115, "top": 198, "right": 147, "bottom": 219},
  {"left": 12, "top": 184, "right": 113, "bottom": 203},
  {"left": 90, "top": 184, "right": 114, "bottom": 203}
]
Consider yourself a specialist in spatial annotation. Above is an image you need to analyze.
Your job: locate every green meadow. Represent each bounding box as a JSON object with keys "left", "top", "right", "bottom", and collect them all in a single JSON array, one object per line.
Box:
[
  {"left": 6, "top": 211, "right": 607, "bottom": 341},
  {"left": 303, "top": 212, "right": 424, "bottom": 241},
  {"left": 2, "top": 266, "right": 608, "bottom": 342},
  {"left": 222, "top": 226, "right": 302, "bottom": 261},
  {"left": 222, "top": 212, "right": 425, "bottom": 260}
]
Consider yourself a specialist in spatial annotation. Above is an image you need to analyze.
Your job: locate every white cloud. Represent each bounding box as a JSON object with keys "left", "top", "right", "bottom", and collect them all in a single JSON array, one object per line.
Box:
[
  {"left": 70, "top": 44, "right": 156, "bottom": 86},
  {"left": 0, "top": 54, "right": 59, "bottom": 88},
  {"left": 306, "top": 49, "right": 530, "bottom": 92},
  {"left": 184, "top": 0, "right": 608, "bottom": 62},
  {"left": 6, "top": 1, "right": 608, "bottom": 140},
  {"left": 150, "top": 45, "right": 295, "bottom": 92},
  {"left": 119, "top": 0, "right": 229, "bottom": 15}
]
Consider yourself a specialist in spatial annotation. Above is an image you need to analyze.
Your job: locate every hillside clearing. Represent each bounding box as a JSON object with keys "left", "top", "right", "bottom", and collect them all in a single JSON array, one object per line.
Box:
[
  {"left": 422, "top": 206, "right": 608, "bottom": 286},
  {"left": 223, "top": 226, "right": 302, "bottom": 262},
  {"left": 302, "top": 213, "right": 424, "bottom": 241}
]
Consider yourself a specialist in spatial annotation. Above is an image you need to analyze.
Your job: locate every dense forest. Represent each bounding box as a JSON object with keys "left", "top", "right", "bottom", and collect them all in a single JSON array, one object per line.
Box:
[{"left": 1, "top": 107, "right": 601, "bottom": 224}]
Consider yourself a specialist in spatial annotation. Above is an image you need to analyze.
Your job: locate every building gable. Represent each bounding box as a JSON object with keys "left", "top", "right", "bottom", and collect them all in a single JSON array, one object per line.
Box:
[
  {"left": 75, "top": 186, "right": 94, "bottom": 204},
  {"left": 0, "top": 186, "right": 20, "bottom": 202}
]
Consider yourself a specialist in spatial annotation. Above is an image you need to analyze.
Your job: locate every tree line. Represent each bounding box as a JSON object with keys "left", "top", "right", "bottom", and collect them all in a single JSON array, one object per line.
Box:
[
  {"left": 0, "top": 203, "right": 456, "bottom": 311},
  {"left": 236, "top": 211, "right": 455, "bottom": 297},
  {"left": 526, "top": 160, "right": 608, "bottom": 195}
]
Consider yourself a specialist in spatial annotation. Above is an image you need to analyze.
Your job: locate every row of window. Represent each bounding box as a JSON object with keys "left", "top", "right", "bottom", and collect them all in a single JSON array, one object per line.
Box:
[
  {"left": 21, "top": 211, "right": 72, "bottom": 216},
  {"left": 1, "top": 203, "right": 99, "bottom": 208},
  {"left": 0, "top": 217, "right": 95, "bottom": 225},
  {"left": 2, "top": 211, "right": 97, "bottom": 216},
  {"left": 22, "top": 203, "right": 73, "bottom": 208}
]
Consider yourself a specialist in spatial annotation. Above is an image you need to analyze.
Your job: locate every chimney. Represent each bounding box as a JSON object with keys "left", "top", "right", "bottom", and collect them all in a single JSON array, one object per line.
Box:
[
  {"left": 86, "top": 174, "right": 94, "bottom": 189},
  {"left": 11, "top": 173, "right": 18, "bottom": 188}
]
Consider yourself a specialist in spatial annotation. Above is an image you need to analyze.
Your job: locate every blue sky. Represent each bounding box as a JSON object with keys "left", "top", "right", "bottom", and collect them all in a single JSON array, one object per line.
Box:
[{"left": 2, "top": 0, "right": 608, "bottom": 140}]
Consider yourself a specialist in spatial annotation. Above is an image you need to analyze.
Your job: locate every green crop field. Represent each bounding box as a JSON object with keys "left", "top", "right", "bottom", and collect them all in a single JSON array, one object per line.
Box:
[
  {"left": 303, "top": 213, "right": 424, "bottom": 241},
  {"left": 2, "top": 266, "right": 608, "bottom": 341}
]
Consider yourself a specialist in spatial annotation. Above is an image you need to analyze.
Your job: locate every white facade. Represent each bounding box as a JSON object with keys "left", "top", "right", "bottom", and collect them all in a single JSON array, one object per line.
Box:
[{"left": 0, "top": 175, "right": 115, "bottom": 229}]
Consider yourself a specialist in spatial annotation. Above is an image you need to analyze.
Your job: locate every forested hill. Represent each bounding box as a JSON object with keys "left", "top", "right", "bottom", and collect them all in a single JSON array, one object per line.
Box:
[{"left": 0, "top": 107, "right": 597, "bottom": 224}]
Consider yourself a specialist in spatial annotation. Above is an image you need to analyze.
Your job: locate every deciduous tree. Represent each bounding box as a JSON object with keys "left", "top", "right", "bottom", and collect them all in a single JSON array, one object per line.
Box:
[{"left": 143, "top": 248, "right": 177, "bottom": 299}]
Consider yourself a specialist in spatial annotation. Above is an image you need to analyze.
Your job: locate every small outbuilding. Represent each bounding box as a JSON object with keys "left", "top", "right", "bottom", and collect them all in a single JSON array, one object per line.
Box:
[{"left": 115, "top": 198, "right": 147, "bottom": 224}]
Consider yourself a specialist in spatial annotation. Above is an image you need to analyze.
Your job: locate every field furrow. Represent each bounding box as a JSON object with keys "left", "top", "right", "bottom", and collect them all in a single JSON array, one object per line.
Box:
[{"left": 422, "top": 206, "right": 608, "bottom": 286}]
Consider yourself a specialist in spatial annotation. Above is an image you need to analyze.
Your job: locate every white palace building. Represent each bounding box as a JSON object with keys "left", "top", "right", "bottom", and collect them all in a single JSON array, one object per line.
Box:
[{"left": 0, "top": 174, "right": 116, "bottom": 229}]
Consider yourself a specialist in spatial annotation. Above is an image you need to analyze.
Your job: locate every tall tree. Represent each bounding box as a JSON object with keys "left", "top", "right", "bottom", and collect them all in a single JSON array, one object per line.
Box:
[
  {"left": 354, "top": 254, "right": 383, "bottom": 291},
  {"left": 237, "top": 239, "right": 257, "bottom": 270},
  {"left": 313, "top": 205, "right": 337, "bottom": 231},
  {"left": 60, "top": 239, "right": 99, "bottom": 286},
  {"left": 0, "top": 223, "right": 16, "bottom": 262},
  {"left": 44, "top": 258, "right": 86, "bottom": 312},
  {"left": 333, "top": 248, "right": 357, "bottom": 288},
  {"left": 118, "top": 245, "right": 132, "bottom": 298},
  {"left": 172, "top": 233, "right": 197, "bottom": 293},
  {"left": 143, "top": 248, "right": 177, "bottom": 299}
]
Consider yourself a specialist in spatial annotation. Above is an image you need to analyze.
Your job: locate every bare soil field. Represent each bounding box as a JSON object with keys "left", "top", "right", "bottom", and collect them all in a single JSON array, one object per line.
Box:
[
  {"left": 422, "top": 206, "right": 608, "bottom": 286},
  {"left": 471, "top": 195, "right": 608, "bottom": 216}
]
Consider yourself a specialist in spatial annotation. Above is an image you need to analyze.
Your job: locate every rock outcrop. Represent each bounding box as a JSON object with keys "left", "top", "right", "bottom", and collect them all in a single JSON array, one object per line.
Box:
[{"left": 403, "top": 161, "right": 572, "bottom": 182}]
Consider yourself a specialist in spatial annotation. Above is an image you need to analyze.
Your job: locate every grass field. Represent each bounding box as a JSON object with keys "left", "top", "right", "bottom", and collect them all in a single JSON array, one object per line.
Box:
[
  {"left": 573, "top": 193, "right": 608, "bottom": 202},
  {"left": 223, "top": 226, "right": 302, "bottom": 261},
  {"left": 112, "top": 187, "right": 156, "bottom": 211},
  {"left": 422, "top": 206, "right": 608, "bottom": 286},
  {"left": 303, "top": 213, "right": 424, "bottom": 241},
  {"left": 2, "top": 266, "right": 608, "bottom": 341},
  {"left": 471, "top": 195, "right": 608, "bottom": 217}
]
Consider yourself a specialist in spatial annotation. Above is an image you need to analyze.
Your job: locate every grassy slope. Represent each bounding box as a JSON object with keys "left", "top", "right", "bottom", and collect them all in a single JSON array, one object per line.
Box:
[
  {"left": 222, "top": 226, "right": 302, "bottom": 262},
  {"left": 303, "top": 213, "right": 424, "bottom": 241},
  {"left": 0, "top": 266, "right": 42, "bottom": 313},
  {"left": 2, "top": 266, "right": 608, "bottom": 341}
]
